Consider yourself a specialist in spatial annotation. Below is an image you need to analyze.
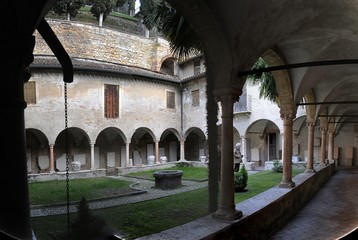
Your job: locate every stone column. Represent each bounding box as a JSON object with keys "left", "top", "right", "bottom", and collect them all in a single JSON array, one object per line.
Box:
[
  {"left": 328, "top": 130, "right": 334, "bottom": 163},
  {"left": 305, "top": 122, "right": 315, "bottom": 173},
  {"left": 240, "top": 135, "right": 247, "bottom": 163},
  {"left": 279, "top": 111, "right": 296, "bottom": 188},
  {"left": 126, "top": 142, "right": 131, "bottom": 167},
  {"left": 0, "top": 31, "right": 34, "bottom": 239},
  {"left": 90, "top": 143, "right": 95, "bottom": 170},
  {"left": 49, "top": 144, "right": 55, "bottom": 173},
  {"left": 280, "top": 133, "right": 284, "bottom": 160},
  {"left": 180, "top": 139, "right": 185, "bottom": 161},
  {"left": 320, "top": 128, "right": 327, "bottom": 165},
  {"left": 155, "top": 140, "right": 160, "bottom": 164},
  {"left": 212, "top": 88, "right": 242, "bottom": 220}
]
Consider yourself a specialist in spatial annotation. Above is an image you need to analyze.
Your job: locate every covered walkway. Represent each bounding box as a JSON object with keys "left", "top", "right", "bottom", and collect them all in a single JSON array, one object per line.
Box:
[{"left": 271, "top": 167, "right": 358, "bottom": 240}]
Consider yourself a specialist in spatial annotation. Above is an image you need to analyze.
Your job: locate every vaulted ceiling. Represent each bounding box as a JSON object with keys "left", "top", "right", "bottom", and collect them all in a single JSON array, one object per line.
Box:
[{"left": 167, "top": 0, "right": 358, "bottom": 130}]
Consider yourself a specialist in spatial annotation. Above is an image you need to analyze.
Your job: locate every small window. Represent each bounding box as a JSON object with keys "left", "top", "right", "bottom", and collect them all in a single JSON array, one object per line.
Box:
[
  {"left": 104, "top": 84, "right": 119, "bottom": 118},
  {"left": 194, "top": 59, "right": 201, "bottom": 75},
  {"left": 191, "top": 89, "right": 200, "bottom": 107},
  {"left": 166, "top": 91, "right": 175, "bottom": 109},
  {"left": 24, "top": 81, "right": 36, "bottom": 104}
]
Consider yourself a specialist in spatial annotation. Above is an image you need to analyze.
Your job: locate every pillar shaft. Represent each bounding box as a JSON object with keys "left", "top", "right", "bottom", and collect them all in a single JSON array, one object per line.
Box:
[
  {"left": 49, "top": 144, "right": 55, "bottom": 172},
  {"left": 90, "top": 143, "right": 95, "bottom": 170},
  {"left": 305, "top": 122, "right": 315, "bottom": 173},
  {"left": 212, "top": 88, "right": 242, "bottom": 220},
  {"left": 279, "top": 112, "right": 295, "bottom": 188},
  {"left": 180, "top": 139, "right": 185, "bottom": 161},
  {"left": 240, "top": 135, "right": 247, "bottom": 163},
  {"left": 0, "top": 46, "right": 33, "bottom": 239},
  {"left": 320, "top": 129, "right": 327, "bottom": 165},
  {"left": 126, "top": 143, "right": 130, "bottom": 167},
  {"left": 155, "top": 140, "right": 160, "bottom": 163},
  {"left": 328, "top": 130, "right": 334, "bottom": 161}
]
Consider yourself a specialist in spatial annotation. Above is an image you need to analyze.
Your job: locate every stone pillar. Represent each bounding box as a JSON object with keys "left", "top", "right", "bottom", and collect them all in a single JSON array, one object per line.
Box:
[
  {"left": 49, "top": 144, "right": 55, "bottom": 173},
  {"left": 212, "top": 88, "right": 242, "bottom": 220},
  {"left": 280, "top": 133, "right": 284, "bottom": 160},
  {"left": 90, "top": 143, "right": 95, "bottom": 170},
  {"left": 305, "top": 122, "right": 315, "bottom": 173},
  {"left": 320, "top": 128, "right": 327, "bottom": 165},
  {"left": 279, "top": 111, "right": 296, "bottom": 188},
  {"left": 0, "top": 31, "right": 34, "bottom": 239},
  {"left": 180, "top": 139, "right": 185, "bottom": 161},
  {"left": 155, "top": 140, "right": 160, "bottom": 164},
  {"left": 240, "top": 135, "right": 247, "bottom": 163},
  {"left": 126, "top": 142, "right": 131, "bottom": 167},
  {"left": 328, "top": 130, "right": 334, "bottom": 163}
]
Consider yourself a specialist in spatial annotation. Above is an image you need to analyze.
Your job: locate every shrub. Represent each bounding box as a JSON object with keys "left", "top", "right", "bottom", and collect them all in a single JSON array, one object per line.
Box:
[
  {"left": 272, "top": 160, "right": 283, "bottom": 173},
  {"left": 71, "top": 196, "right": 106, "bottom": 239},
  {"left": 175, "top": 161, "right": 193, "bottom": 167},
  {"left": 234, "top": 165, "right": 248, "bottom": 192}
]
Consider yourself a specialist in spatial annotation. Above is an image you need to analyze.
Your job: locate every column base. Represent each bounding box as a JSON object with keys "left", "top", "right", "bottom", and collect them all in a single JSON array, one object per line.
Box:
[
  {"left": 319, "top": 162, "right": 327, "bottom": 167},
  {"left": 212, "top": 207, "right": 243, "bottom": 221},
  {"left": 304, "top": 168, "right": 316, "bottom": 173},
  {"left": 279, "top": 180, "right": 295, "bottom": 188}
]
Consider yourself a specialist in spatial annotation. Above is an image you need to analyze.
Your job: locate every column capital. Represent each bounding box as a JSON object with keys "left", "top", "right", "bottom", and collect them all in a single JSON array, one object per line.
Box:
[
  {"left": 213, "top": 87, "right": 242, "bottom": 103},
  {"left": 280, "top": 109, "right": 296, "bottom": 121},
  {"left": 306, "top": 121, "right": 315, "bottom": 128}
]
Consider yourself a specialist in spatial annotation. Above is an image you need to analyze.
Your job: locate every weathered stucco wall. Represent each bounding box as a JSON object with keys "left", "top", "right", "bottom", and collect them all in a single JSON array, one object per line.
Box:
[{"left": 25, "top": 72, "right": 182, "bottom": 144}]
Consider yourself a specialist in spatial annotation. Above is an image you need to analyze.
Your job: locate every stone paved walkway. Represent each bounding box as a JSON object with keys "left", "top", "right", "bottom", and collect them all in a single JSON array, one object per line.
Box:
[{"left": 271, "top": 167, "right": 358, "bottom": 240}]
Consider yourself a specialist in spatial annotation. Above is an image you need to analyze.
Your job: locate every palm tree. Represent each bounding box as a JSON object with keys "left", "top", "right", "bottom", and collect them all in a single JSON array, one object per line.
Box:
[
  {"left": 247, "top": 57, "right": 277, "bottom": 103},
  {"left": 138, "top": 0, "right": 219, "bottom": 212}
]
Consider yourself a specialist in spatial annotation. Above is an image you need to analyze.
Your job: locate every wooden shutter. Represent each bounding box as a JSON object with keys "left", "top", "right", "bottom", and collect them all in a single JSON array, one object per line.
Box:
[
  {"left": 166, "top": 91, "right": 175, "bottom": 109},
  {"left": 24, "top": 82, "right": 36, "bottom": 104},
  {"left": 105, "top": 84, "right": 119, "bottom": 118}
]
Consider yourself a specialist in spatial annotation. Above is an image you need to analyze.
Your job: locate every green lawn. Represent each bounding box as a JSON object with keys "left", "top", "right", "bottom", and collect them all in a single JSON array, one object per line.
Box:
[
  {"left": 31, "top": 168, "right": 304, "bottom": 239},
  {"left": 126, "top": 166, "right": 209, "bottom": 181},
  {"left": 29, "top": 177, "right": 133, "bottom": 205}
]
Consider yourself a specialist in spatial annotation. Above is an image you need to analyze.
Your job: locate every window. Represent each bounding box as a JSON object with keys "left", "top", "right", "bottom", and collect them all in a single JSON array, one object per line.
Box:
[
  {"left": 104, "top": 84, "right": 119, "bottom": 118},
  {"left": 194, "top": 59, "right": 201, "bottom": 75},
  {"left": 191, "top": 89, "right": 200, "bottom": 107},
  {"left": 166, "top": 91, "right": 175, "bottom": 109},
  {"left": 24, "top": 81, "right": 36, "bottom": 104}
]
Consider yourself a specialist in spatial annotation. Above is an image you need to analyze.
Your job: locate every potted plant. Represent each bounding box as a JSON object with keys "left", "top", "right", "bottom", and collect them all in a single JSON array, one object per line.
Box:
[{"left": 234, "top": 164, "right": 248, "bottom": 192}]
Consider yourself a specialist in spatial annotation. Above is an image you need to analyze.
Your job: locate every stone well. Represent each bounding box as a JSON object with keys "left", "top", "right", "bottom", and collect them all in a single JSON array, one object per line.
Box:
[{"left": 153, "top": 170, "right": 183, "bottom": 190}]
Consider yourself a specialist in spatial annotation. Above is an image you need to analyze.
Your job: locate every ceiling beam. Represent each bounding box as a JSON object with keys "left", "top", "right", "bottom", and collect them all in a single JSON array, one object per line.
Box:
[
  {"left": 297, "top": 101, "right": 358, "bottom": 106},
  {"left": 318, "top": 114, "right": 358, "bottom": 117},
  {"left": 238, "top": 58, "right": 358, "bottom": 77},
  {"left": 329, "top": 121, "right": 358, "bottom": 123}
]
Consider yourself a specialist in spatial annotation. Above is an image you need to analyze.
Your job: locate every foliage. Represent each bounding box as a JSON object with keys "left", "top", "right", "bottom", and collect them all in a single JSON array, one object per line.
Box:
[
  {"left": 175, "top": 161, "right": 193, "bottom": 167},
  {"left": 90, "top": 0, "right": 114, "bottom": 21},
  {"left": 247, "top": 57, "right": 277, "bottom": 103},
  {"left": 71, "top": 196, "right": 106, "bottom": 239},
  {"left": 138, "top": 0, "right": 203, "bottom": 58},
  {"left": 51, "top": 0, "right": 86, "bottom": 19},
  {"left": 234, "top": 165, "right": 248, "bottom": 191},
  {"left": 272, "top": 160, "right": 283, "bottom": 173}
]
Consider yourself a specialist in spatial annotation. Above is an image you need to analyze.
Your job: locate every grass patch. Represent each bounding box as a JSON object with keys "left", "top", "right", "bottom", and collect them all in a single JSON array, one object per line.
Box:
[
  {"left": 126, "top": 166, "right": 209, "bottom": 181},
  {"left": 31, "top": 187, "right": 209, "bottom": 240},
  {"left": 31, "top": 169, "right": 305, "bottom": 239},
  {"left": 235, "top": 169, "right": 304, "bottom": 202},
  {"left": 29, "top": 177, "right": 133, "bottom": 205}
]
